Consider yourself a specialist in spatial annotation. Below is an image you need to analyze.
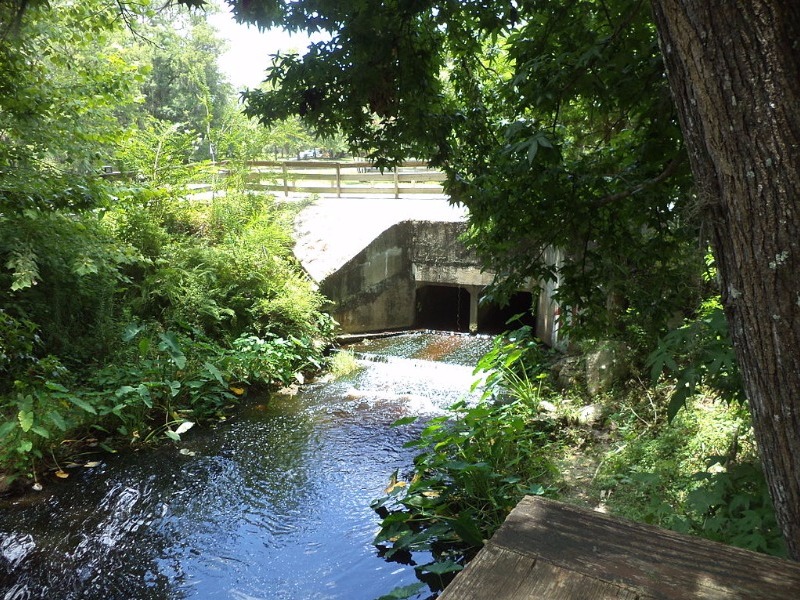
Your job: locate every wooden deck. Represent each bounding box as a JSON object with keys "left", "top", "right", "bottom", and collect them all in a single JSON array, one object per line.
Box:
[{"left": 438, "top": 496, "right": 800, "bottom": 599}]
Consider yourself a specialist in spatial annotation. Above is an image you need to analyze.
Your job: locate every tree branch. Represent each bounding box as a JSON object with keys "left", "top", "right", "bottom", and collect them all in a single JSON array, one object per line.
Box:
[{"left": 593, "top": 152, "right": 684, "bottom": 208}]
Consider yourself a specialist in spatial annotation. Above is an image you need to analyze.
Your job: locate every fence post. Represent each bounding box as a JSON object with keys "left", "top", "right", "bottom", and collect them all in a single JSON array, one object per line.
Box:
[
  {"left": 394, "top": 167, "right": 399, "bottom": 198},
  {"left": 336, "top": 163, "right": 341, "bottom": 197},
  {"left": 282, "top": 163, "right": 288, "bottom": 197}
]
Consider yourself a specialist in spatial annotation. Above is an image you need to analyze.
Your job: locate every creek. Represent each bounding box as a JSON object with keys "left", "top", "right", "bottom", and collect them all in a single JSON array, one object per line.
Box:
[{"left": 0, "top": 332, "right": 492, "bottom": 600}]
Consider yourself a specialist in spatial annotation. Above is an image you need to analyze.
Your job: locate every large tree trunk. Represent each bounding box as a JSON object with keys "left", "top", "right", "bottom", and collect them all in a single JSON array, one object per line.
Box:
[{"left": 650, "top": 0, "right": 800, "bottom": 558}]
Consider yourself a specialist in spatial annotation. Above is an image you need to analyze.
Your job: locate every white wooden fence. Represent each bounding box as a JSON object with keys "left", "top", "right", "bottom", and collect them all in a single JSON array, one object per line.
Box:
[{"left": 240, "top": 160, "right": 446, "bottom": 197}]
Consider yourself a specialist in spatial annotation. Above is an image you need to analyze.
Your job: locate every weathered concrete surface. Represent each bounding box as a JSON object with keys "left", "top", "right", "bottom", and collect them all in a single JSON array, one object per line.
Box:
[
  {"left": 293, "top": 196, "right": 466, "bottom": 282},
  {"left": 314, "top": 220, "right": 496, "bottom": 332},
  {"left": 293, "top": 196, "right": 487, "bottom": 333},
  {"left": 293, "top": 195, "right": 562, "bottom": 341},
  {"left": 411, "top": 220, "right": 492, "bottom": 288},
  {"left": 317, "top": 222, "right": 417, "bottom": 332}
]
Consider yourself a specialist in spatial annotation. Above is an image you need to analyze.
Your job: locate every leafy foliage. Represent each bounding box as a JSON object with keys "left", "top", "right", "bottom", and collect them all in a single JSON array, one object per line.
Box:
[
  {"left": 0, "top": 187, "right": 331, "bottom": 475},
  {"left": 0, "top": 0, "right": 138, "bottom": 214},
  {"left": 372, "top": 326, "right": 560, "bottom": 595},
  {"left": 223, "top": 331, "right": 326, "bottom": 388},
  {"left": 0, "top": 1, "right": 335, "bottom": 483},
  {"left": 593, "top": 385, "right": 784, "bottom": 558},
  {"left": 648, "top": 296, "right": 743, "bottom": 421},
  {"left": 682, "top": 460, "right": 786, "bottom": 557}
]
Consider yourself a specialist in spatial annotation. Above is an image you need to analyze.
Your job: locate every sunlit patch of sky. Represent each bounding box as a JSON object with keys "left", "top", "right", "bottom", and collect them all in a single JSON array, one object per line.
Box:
[{"left": 208, "top": 4, "right": 315, "bottom": 90}]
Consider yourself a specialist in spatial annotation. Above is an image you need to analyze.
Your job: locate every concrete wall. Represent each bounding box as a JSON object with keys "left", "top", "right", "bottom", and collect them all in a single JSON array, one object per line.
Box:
[
  {"left": 319, "top": 221, "right": 493, "bottom": 333},
  {"left": 319, "top": 222, "right": 417, "bottom": 332},
  {"left": 316, "top": 218, "right": 562, "bottom": 345},
  {"left": 410, "top": 221, "right": 494, "bottom": 288}
]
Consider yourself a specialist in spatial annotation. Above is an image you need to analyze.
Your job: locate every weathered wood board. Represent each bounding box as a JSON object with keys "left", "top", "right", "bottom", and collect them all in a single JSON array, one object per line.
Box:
[{"left": 439, "top": 496, "right": 800, "bottom": 599}]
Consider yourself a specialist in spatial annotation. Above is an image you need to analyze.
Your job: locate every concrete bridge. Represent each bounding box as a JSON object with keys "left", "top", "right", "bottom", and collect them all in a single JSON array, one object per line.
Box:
[{"left": 292, "top": 195, "right": 562, "bottom": 343}]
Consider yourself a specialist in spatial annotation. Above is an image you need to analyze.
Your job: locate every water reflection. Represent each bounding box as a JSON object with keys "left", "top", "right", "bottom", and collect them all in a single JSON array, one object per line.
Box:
[{"left": 0, "top": 332, "right": 491, "bottom": 599}]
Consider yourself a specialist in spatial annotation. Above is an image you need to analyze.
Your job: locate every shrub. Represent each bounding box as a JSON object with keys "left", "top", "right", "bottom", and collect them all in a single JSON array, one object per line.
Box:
[{"left": 372, "top": 326, "right": 560, "bottom": 595}]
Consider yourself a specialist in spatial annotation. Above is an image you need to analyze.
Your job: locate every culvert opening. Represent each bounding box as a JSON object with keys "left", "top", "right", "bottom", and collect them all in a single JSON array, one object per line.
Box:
[
  {"left": 414, "top": 286, "right": 535, "bottom": 334},
  {"left": 477, "top": 290, "right": 536, "bottom": 334},
  {"left": 414, "top": 285, "right": 471, "bottom": 332}
]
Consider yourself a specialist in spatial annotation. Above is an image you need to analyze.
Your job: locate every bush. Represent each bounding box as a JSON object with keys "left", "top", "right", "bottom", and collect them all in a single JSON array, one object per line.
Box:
[
  {"left": 0, "top": 210, "right": 138, "bottom": 364},
  {"left": 1, "top": 182, "right": 334, "bottom": 483},
  {"left": 110, "top": 188, "right": 325, "bottom": 343},
  {"left": 592, "top": 388, "right": 785, "bottom": 557},
  {"left": 372, "top": 326, "right": 561, "bottom": 595}
]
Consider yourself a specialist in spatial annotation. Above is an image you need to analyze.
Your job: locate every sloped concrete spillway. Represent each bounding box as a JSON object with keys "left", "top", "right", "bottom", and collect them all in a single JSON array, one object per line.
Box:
[
  {"left": 293, "top": 196, "right": 539, "bottom": 336},
  {"left": 0, "top": 332, "right": 493, "bottom": 599}
]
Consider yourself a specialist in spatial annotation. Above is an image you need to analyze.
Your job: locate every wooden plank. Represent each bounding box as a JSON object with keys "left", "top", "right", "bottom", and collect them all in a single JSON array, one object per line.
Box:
[
  {"left": 250, "top": 184, "right": 436, "bottom": 195},
  {"left": 485, "top": 496, "right": 800, "bottom": 600},
  {"left": 438, "top": 544, "right": 539, "bottom": 600},
  {"left": 397, "top": 186, "right": 446, "bottom": 194},
  {"left": 246, "top": 159, "right": 432, "bottom": 169},
  {"left": 440, "top": 544, "right": 642, "bottom": 600},
  {"left": 396, "top": 172, "right": 448, "bottom": 182},
  {"left": 339, "top": 173, "right": 397, "bottom": 182},
  {"left": 520, "top": 560, "right": 644, "bottom": 600}
]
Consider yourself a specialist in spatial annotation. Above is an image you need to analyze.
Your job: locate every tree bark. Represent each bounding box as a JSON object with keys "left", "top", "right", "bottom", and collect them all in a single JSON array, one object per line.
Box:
[{"left": 650, "top": 0, "right": 800, "bottom": 558}]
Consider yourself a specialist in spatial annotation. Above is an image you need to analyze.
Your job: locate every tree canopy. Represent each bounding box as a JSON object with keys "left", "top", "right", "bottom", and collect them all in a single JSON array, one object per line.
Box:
[{"left": 229, "top": 0, "right": 701, "bottom": 344}]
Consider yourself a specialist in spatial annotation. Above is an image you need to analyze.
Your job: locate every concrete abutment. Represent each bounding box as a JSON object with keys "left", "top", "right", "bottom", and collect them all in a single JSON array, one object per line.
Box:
[{"left": 293, "top": 197, "right": 562, "bottom": 345}]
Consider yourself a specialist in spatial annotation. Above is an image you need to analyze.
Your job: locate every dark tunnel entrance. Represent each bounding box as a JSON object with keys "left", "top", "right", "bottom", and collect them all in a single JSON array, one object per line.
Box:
[
  {"left": 477, "top": 290, "right": 536, "bottom": 334},
  {"left": 414, "top": 285, "right": 535, "bottom": 334},
  {"left": 415, "top": 285, "right": 471, "bottom": 332}
]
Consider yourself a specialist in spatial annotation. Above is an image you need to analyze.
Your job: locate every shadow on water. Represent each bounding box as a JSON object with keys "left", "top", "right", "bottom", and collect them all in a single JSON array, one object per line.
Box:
[{"left": 0, "top": 332, "right": 492, "bottom": 600}]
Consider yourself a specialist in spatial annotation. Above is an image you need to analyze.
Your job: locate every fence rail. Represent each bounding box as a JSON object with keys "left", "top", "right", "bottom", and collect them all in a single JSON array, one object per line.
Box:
[
  {"left": 103, "top": 160, "right": 447, "bottom": 198},
  {"left": 237, "top": 160, "right": 446, "bottom": 197}
]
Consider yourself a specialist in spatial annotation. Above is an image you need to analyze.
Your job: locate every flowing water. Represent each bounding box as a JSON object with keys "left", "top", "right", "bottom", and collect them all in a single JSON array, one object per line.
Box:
[{"left": 0, "top": 332, "right": 492, "bottom": 600}]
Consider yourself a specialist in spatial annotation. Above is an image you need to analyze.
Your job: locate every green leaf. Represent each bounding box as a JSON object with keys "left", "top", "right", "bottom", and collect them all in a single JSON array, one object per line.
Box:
[
  {"left": 68, "top": 396, "right": 97, "bottom": 415},
  {"left": 31, "top": 425, "right": 50, "bottom": 438},
  {"left": 123, "top": 323, "right": 145, "bottom": 342},
  {"left": 137, "top": 384, "right": 153, "bottom": 408},
  {"left": 375, "top": 583, "right": 425, "bottom": 600},
  {"left": 44, "top": 381, "right": 69, "bottom": 393},
  {"left": 667, "top": 380, "right": 694, "bottom": 422},
  {"left": 115, "top": 385, "right": 136, "bottom": 397},
  {"left": 452, "top": 512, "right": 485, "bottom": 547},
  {"left": 72, "top": 256, "right": 98, "bottom": 276},
  {"left": 6, "top": 250, "right": 40, "bottom": 291},
  {"left": 18, "top": 410, "right": 34, "bottom": 432},
  {"left": 391, "top": 416, "right": 418, "bottom": 427},
  {"left": 522, "top": 483, "right": 546, "bottom": 496},
  {"left": 416, "top": 559, "right": 463, "bottom": 575},
  {"left": 204, "top": 361, "right": 225, "bottom": 385},
  {"left": 47, "top": 411, "right": 67, "bottom": 431},
  {"left": 0, "top": 421, "right": 19, "bottom": 439},
  {"left": 159, "top": 332, "right": 186, "bottom": 369},
  {"left": 536, "top": 134, "right": 553, "bottom": 149},
  {"left": 165, "top": 429, "right": 181, "bottom": 442},
  {"left": 526, "top": 140, "right": 539, "bottom": 163}
]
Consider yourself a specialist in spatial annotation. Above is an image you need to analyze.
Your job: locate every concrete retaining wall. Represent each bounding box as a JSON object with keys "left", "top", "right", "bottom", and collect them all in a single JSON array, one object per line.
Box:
[
  {"left": 319, "top": 221, "right": 494, "bottom": 333},
  {"left": 315, "top": 218, "right": 563, "bottom": 345},
  {"left": 319, "top": 222, "right": 416, "bottom": 332}
]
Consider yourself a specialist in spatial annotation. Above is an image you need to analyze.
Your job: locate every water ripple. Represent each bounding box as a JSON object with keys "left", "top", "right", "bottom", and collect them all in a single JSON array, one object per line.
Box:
[{"left": 0, "top": 332, "right": 487, "bottom": 599}]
